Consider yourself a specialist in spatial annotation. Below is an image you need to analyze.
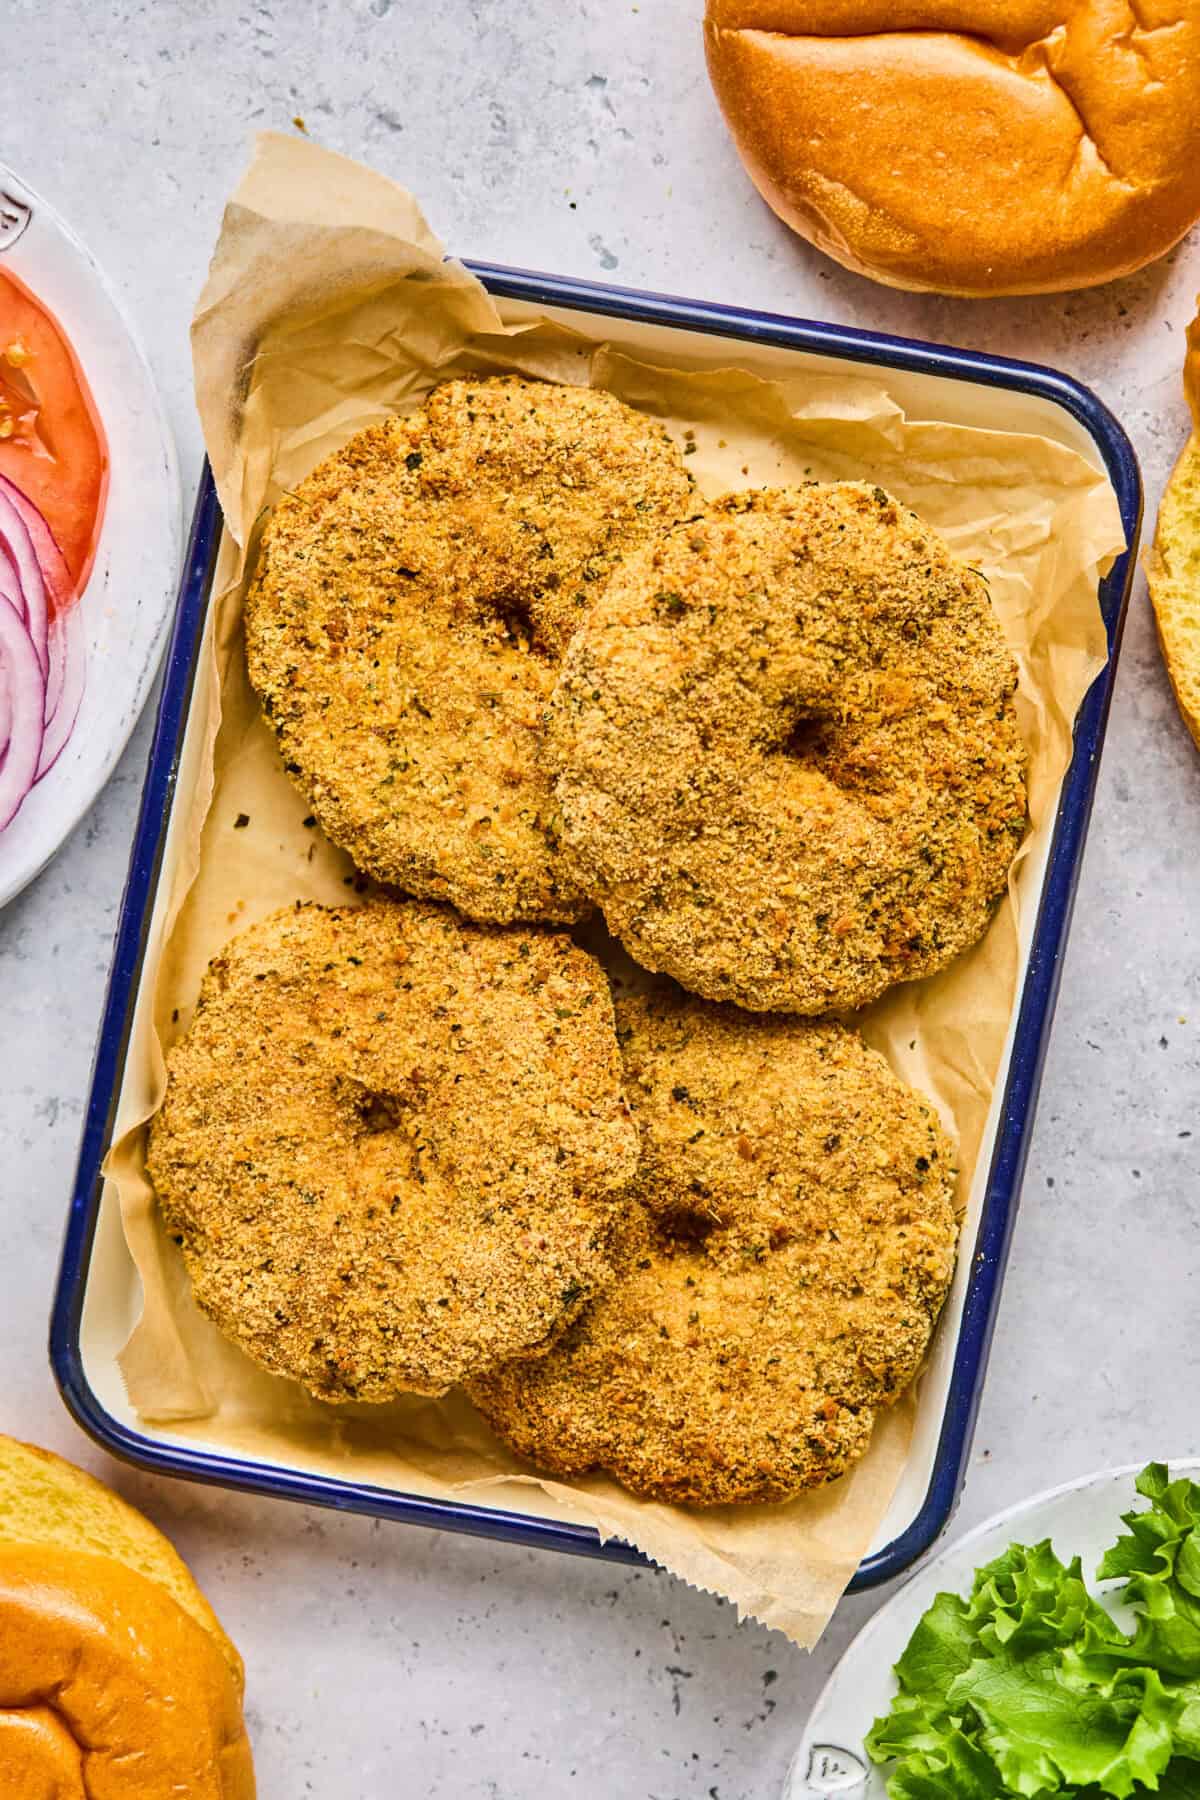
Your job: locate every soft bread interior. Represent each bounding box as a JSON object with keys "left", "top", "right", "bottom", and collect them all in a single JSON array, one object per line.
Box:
[{"left": 1149, "top": 433, "right": 1200, "bottom": 755}]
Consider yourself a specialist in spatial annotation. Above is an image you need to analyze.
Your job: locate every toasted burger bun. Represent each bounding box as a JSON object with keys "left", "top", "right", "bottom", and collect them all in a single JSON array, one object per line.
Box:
[
  {"left": 704, "top": 2, "right": 1200, "bottom": 296},
  {"left": 1149, "top": 303, "right": 1200, "bottom": 753},
  {"left": 0, "top": 1436, "right": 253, "bottom": 1796},
  {"left": 0, "top": 1545, "right": 255, "bottom": 1798},
  {"left": 0, "top": 1434, "right": 242, "bottom": 1683}
]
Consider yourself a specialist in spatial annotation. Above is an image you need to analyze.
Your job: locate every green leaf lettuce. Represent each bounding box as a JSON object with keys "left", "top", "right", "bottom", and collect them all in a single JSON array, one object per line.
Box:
[{"left": 866, "top": 1465, "right": 1200, "bottom": 1797}]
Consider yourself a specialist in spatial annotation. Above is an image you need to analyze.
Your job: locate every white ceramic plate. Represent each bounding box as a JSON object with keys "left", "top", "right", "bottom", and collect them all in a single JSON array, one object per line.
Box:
[
  {"left": 785, "top": 1458, "right": 1200, "bottom": 1798},
  {"left": 0, "top": 162, "right": 179, "bottom": 909}
]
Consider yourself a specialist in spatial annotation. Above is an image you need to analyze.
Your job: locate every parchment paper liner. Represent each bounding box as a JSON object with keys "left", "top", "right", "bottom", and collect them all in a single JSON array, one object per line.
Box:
[{"left": 103, "top": 135, "right": 1125, "bottom": 1648}]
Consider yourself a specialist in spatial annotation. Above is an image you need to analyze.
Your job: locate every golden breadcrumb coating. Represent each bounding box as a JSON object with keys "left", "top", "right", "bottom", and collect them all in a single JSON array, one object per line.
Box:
[
  {"left": 545, "top": 483, "right": 1026, "bottom": 1012},
  {"left": 245, "top": 376, "right": 694, "bottom": 923},
  {"left": 469, "top": 984, "right": 959, "bottom": 1506},
  {"left": 146, "top": 900, "right": 639, "bottom": 1401}
]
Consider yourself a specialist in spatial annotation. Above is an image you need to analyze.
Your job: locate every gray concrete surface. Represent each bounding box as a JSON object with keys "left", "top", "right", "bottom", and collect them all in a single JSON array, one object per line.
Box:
[{"left": 5, "top": 3, "right": 1200, "bottom": 1795}]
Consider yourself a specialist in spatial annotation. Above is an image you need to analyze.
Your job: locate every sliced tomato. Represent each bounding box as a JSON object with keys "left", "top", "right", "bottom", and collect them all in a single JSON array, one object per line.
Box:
[{"left": 0, "top": 268, "right": 108, "bottom": 604}]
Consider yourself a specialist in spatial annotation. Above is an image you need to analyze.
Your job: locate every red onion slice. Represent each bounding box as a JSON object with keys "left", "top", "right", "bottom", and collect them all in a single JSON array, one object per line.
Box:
[
  {"left": 36, "top": 594, "right": 85, "bottom": 781},
  {"left": 0, "top": 471, "right": 72, "bottom": 614},
  {"left": 0, "top": 475, "right": 90, "bottom": 822},
  {"left": 0, "top": 484, "right": 48, "bottom": 679},
  {"left": 0, "top": 593, "right": 47, "bottom": 830},
  {"left": 0, "top": 548, "right": 16, "bottom": 762},
  {"left": 0, "top": 538, "right": 22, "bottom": 612},
  {"left": 42, "top": 591, "right": 65, "bottom": 726},
  {"left": 0, "top": 540, "right": 22, "bottom": 766}
]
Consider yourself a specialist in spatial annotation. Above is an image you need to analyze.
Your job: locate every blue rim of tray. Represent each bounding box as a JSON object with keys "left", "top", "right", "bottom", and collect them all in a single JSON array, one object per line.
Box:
[{"left": 49, "top": 264, "right": 1142, "bottom": 1591}]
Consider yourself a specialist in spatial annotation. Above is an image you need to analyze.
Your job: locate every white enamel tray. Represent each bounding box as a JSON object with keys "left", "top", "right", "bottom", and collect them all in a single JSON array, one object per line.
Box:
[{"left": 53, "top": 268, "right": 1140, "bottom": 1590}]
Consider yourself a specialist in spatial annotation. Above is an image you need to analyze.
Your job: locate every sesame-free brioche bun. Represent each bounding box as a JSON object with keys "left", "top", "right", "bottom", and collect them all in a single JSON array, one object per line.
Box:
[
  {"left": 0, "top": 1436, "right": 254, "bottom": 1797},
  {"left": 704, "top": 2, "right": 1200, "bottom": 297}
]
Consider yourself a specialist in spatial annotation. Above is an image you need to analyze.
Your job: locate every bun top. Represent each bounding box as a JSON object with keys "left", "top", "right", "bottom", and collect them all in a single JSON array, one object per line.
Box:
[
  {"left": 0, "top": 1434, "right": 242, "bottom": 1682},
  {"left": 0, "top": 1543, "right": 255, "bottom": 1798},
  {"left": 0, "top": 1437, "right": 253, "bottom": 1797},
  {"left": 704, "top": 2, "right": 1200, "bottom": 296}
]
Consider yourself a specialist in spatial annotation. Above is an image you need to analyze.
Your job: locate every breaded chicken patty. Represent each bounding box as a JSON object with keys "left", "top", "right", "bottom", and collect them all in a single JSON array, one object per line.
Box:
[
  {"left": 146, "top": 900, "right": 640, "bottom": 1401},
  {"left": 545, "top": 483, "right": 1027, "bottom": 1012},
  {"left": 245, "top": 377, "right": 694, "bottom": 923},
  {"left": 469, "top": 985, "right": 959, "bottom": 1506}
]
